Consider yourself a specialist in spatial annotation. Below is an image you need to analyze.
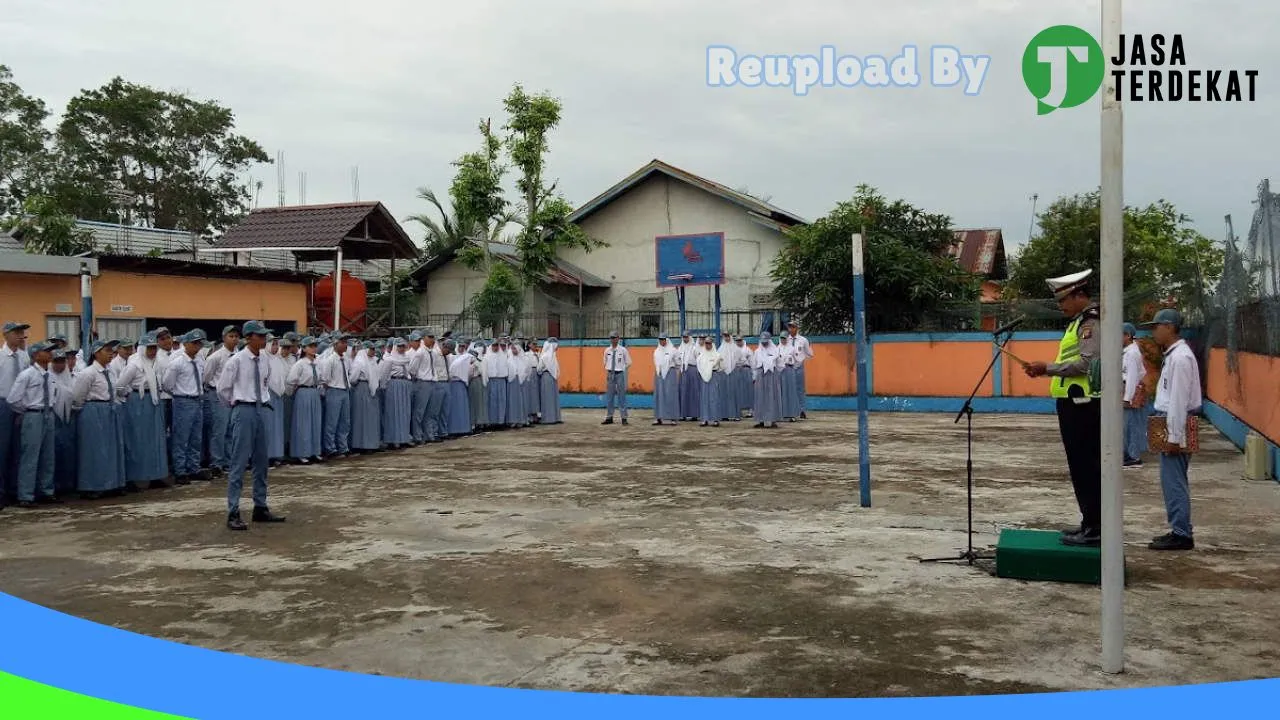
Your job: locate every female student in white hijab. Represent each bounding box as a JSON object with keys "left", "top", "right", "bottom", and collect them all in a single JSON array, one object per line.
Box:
[
  {"left": 349, "top": 341, "right": 382, "bottom": 453},
  {"left": 537, "top": 338, "right": 562, "bottom": 424},
  {"left": 118, "top": 334, "right": 170, "bottom": 490},
  {"left": 506, "top": 340, "right": 528, "bottom": 428},
  {"left": 778, "top": 334, "right": 802, "bottom": 422},
  {"left": 697, "top": 335, "right": 726, "bottom": 427},
  {"left": 380, "top": 338, "right": 414, "bottom": 449},
  {"left": 717, "top": 331, "right": 739, "bottom": 422},
  {"left": 524, "top": 340, "right": 542, "bottom": 424},
  {"left": 481, "top": 339, "right": 510, "bottom": 429},
  {"left": 752, "top": 331, "right": 783, "bottom": 428},
  {"left": 467, "top": 342, "right": 488, "bottom": 430},
  {"left": 446, "top": 347, "right": 474, "bottom": 437},
  {"left": 286, "top": 337, "right": 324, "bottom": 465},
  {"left": 50, "top": 349, "right": 79, "bottom": 497},
  {"left": 264, "top": 335, "right": 289, "bottom": 466},
  {"left": 733, "top": 335, "right": 754, "bottom": 419},
  {"left": 652, "top": 335, "right": 680, "bottom": 425}
]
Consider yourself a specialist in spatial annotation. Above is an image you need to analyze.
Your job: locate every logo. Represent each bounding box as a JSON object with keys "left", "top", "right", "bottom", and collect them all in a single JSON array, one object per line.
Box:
[
  {"left": 1023, "top": 28, "right": 1259, "bottom": 113},
  {"left": 1021, "top": 25, "right": 1104, "bottom": 114},
  {"left": 707, "top": 45, "right": 990, "bottom": 96}
]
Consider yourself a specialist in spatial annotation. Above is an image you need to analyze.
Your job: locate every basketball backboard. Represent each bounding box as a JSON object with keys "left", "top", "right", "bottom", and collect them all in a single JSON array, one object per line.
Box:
[{"left": 655, "top": 232, "right": 726, "bottom": 288}]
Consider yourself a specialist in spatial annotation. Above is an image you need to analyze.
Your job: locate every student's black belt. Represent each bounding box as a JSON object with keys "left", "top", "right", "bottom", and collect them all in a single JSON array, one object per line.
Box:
[
  {"left": 173, "top": 394, "right": 200, "bottom": 399},
  {"left": 232, "top": 401, "right": 272, "bottom": 408}
]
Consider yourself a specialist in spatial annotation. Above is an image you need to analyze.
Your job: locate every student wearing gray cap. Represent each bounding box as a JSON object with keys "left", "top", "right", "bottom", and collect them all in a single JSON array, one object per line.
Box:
[
  {"left": 6, "top": 341, "right": 60, "bottom": 507},
  {"left": 163, "top": 331, "right": 209, "bottom": 483},
  {"left": 601, "top": 331, "right": 631, "bottom": 425},
  {"left": 216, "top": 321, "right": 285, "bottom": 530},
  {"left": 1143, "top": 308, "right": 1202, "bottom": 551},
  {"left": 72, "top": 339, "right": 126, "bottom": 499}
]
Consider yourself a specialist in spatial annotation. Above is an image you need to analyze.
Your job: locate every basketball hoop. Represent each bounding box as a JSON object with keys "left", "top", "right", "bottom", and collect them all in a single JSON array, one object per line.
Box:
[{"left": 667, "top": 273, "right": 694, "bottom": 282}]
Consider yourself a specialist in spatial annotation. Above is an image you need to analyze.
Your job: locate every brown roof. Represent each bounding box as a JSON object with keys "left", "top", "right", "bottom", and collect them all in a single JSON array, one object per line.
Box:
[
  {"left": 209, "top": 202, "right": 419, "bottom": 262},
  {"left": 950, "top": 228, "right": 1007, "bottom": 279}
]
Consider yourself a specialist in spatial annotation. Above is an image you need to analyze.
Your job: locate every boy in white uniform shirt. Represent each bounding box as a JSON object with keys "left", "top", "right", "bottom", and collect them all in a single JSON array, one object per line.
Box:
[
  {"left": 6, "top": 341, "right": 60, "bottom": 507},
  {"left": 1142, "top": 309, "right": 1201, "bottom": 551}
]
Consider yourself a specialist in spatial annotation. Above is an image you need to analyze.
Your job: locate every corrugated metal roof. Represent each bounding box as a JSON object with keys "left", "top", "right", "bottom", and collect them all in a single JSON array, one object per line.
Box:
[
  {"left": 568, "top": 159, "right": 809, "bottom": 227},
  {"left": 210, "top": 202, "right": 418, "bottom": 260},
  {"left": 950, "top": 228, "right": 1006, "bottom": 279}
]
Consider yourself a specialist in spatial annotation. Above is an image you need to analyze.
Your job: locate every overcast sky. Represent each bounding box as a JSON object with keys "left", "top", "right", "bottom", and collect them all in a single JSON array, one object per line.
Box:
[{"left": 3, "top": 0, "right": 1277, "bottom": 253}]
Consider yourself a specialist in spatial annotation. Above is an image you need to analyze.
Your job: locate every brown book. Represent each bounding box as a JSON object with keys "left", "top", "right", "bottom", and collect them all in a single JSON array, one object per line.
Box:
[{"left": 1148, "top": 415, "right": 1200, "bottom": 454}]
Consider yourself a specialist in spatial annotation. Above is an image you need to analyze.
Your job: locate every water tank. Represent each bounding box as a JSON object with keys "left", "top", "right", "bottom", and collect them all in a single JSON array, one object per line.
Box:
[{"left": 313, "top": 270, "right": 368, "bottom": 333}]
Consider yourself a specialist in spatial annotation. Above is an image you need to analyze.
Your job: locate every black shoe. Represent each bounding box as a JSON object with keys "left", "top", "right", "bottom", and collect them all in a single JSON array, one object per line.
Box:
[
  {"left": 800, "top": 412, "right": 807, "bottom": 419},
  {"left": 252, "top": 507, "right": 286, "bottom": 523},
  {"left": 1124, "top": 460, "right": 1143, "bottom": 469},
  {"left": 621, "top": 419, "right": 628, "bottom": 425},
  {"left": 652, "top": 421, "right": 663, "bottom": 426},
  {"left": 210, "top": 467, "right": 226, "bottom": 478},
  {"left": 700, "top": 422, "right": 709, "bottom": 427},
  {"left": 601, "top": 418, "right": 614, "bottom": 425},
  {"left": 1149, "top": 533, "right": 1194, "bottom": 551},
  {"left": 712, "top": 421, "right": 720, "bottom": 427},
  {"left": 150, "top": 479, "right": 171, "bottom": 490},
  {"left": 1060, "top": 524, "right": 1084, "bottom": 537},
  {"left": 1061, "top": 529, "right": 1101, "bottom": 547},
  {"left": 227, "top": 512, "right": 248, "bottom": 531},
  {"left": 123, "top": 483, "right": 142, "bottom": 494},
  {"left": 753, "top": 422, "right": 764, "bottom": 428},
  {"left": 175, "top": 476, "right": 192, "bottom": 486}
]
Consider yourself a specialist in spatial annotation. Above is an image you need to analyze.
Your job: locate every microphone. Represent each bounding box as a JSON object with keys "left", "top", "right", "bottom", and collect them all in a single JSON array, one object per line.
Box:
[{"left": 992, "top": 316, "right": 1026, "bottom": 336}]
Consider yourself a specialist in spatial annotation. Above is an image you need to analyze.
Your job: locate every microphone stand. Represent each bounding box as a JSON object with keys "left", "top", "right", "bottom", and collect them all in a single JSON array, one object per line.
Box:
[{"left": 920, "top": 326, "right": 1017, "bottom": 565}]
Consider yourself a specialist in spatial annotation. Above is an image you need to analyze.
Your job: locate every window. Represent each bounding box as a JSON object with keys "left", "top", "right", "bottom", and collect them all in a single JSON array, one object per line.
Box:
[{"left": 46, "top": 316, "right": 81, "bottom": 348}]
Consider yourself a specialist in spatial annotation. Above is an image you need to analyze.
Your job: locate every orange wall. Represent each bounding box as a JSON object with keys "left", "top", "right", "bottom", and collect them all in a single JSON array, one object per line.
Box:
[
  {"left": 555, "top": 337, "right": 1078, "bottom": 398},
  {"left": 0, "top": 269, "right": 308, "bottom": 342},
  {"left": 1207, "top": 348, "right": 1280, "bottom": 445}
]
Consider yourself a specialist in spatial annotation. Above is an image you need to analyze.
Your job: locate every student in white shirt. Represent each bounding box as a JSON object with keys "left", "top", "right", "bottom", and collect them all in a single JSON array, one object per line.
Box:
[
  {"left": 1121, "top": 322, "right": 1150, "bottom": 467},
  {"left": 6, "top": 341, "right": 59, "bottom": 507},
  {"left": 786, "top": 319, "right": 815, "bottom": 419},
  {"left": 72, "top": 339, "right": 127, "bottom": 498},
  {"left": 216, "top": 321, "right": 285, "bottom": 530},
  {"left": 321, "top": 335, "right": 353, "bottom": 457},
  {"left": 163, "top": 331, "right": 209, "bottom": 483},
  {"left": 602, "top": 331, "right": 632, "bottom": 425},
  {"left": 202, "top": 325, "right": 242, "bottom": 477},
  {"left": 1, "top": 321, "right": 33, "bottom": 507},
  {"left": 1143, "top": 309, "right": 1202, "bottom": 551}
]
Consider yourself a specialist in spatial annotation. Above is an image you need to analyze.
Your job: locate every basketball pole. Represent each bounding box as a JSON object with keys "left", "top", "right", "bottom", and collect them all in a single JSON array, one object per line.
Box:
[
  {"left": 852, "top": 231, "right": 871, "bottom": 508},
  {"left": 1099, "top": 0, "right": 1126, "bottom": 676}
]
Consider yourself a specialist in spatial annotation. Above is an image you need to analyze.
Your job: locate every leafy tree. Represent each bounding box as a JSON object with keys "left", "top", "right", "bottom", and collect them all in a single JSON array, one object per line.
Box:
[
  {"left": 770, "top": 185, "right": 980, "bottom": 333},
  {"left": 1006, "top": 191, "right": 1225, "bottom": 319},
  {"left": 0, "top": 65, "right": 54, "bottom": 217},
  {"left": 406, "top": 187, "right": 470, "bottom": 258},
  {"left": 52, "top": 77, "right": 269, "bottom": 233},
  {"left": 2, "top": 195, "right": 95, "bottom": 255},
  {"left": 471, "top": 262, "right": 524, "bottom": 335},
  {"left": 502, "top": 84, "right": 602, "bottom": 284},
  {"left": 410, "top": 120, "right": 514, "bottom": 263},
  {"left": 366, "top": 269, "right": 421, "bottom": 326}
]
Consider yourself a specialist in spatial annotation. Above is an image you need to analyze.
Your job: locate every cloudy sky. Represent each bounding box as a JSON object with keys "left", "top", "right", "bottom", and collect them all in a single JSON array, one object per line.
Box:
[{"left": 3, "top": 0, "right": 1277, "bottom": 252}]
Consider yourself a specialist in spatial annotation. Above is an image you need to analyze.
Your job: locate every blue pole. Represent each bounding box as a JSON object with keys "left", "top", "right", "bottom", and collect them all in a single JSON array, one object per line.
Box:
[
  {"left": 677, "top": 287, "right": 687, "bottom": 336},
  {"left": 852, "top": 232, "right": 871, "bottom": 507},
  {"left": 79, "top": 261, "right": 93, "bottom": 352},
  {"left": 714, "top": 284, "right": 721, "bottom": 339}
]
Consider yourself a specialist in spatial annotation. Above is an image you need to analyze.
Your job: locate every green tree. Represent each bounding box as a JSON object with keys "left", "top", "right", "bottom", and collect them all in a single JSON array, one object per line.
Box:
[
  {"left": 1007, "top": 191, "right": 1225, "bottom": 319},
  {"left": 410, "top": 120, "right": 513, "bottom": 262},
  {"left": 52, "top": 77, "right": 269, "bottom": 233},
  {"left": 2, "top": 195, "right": 95, "bottom": 255},
  {"left": 770, "top": 185, "right": 980, "bottom": 333},
  {"left": 502, "top": 84, "right": 601, "bottom": 284},
  {"left": 406, "top": 187, "right": 471, "bottom": 258},
  {"left": 471, "top": 262, "right": 524, "bottom": 335},
  {"left": 0, "top": 65, "right": 54, "bottom": 217}
]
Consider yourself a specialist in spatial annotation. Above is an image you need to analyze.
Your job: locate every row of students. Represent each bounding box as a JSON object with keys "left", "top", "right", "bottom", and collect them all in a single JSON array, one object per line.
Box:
[
  {"left": 650, "top": 330, "right": 811, "bottom": 428},
  {"left": 0, "top": 320, "right": 564, "bottom": 520}
]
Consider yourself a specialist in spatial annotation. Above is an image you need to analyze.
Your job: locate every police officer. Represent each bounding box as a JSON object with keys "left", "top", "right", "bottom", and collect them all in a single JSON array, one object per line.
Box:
[{"left": 1023, "top": 269, "right": 1102, "bottom": 547}]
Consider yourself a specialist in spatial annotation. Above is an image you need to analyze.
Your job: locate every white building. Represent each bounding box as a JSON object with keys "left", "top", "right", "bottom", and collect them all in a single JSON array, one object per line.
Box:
[{"left": 409, "top": 159, "right": 809, "bottom": 336}]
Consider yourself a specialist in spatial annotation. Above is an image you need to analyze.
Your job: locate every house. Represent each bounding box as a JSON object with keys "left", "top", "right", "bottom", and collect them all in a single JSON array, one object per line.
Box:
[
  {"left": 949, "top": 228, "right": 1008, "bottom": 301},
  {"left": 409, "top": 159, "right": 808, "bottom": 334}
]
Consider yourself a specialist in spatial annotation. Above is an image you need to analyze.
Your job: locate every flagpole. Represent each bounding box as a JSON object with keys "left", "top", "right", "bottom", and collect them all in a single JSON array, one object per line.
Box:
[{"left": 1099, "top": 0, "right": 1126, "bottom": 675}]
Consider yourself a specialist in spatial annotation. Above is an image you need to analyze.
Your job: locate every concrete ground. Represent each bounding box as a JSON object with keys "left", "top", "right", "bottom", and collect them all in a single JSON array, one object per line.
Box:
[{"left": 1, "top": 409, "right": 1278, "bottom": 697}]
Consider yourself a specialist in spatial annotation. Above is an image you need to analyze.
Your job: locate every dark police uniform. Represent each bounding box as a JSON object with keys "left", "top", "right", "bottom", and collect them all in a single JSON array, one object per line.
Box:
[{"left": 1047, "top": 302, "right": 1102, "bottom": 541}]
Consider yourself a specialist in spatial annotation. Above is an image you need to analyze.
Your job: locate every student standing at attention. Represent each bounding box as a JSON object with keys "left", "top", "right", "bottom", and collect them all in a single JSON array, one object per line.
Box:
[{"left": 601, "top": 331, "right": 631, "bottom": 426}]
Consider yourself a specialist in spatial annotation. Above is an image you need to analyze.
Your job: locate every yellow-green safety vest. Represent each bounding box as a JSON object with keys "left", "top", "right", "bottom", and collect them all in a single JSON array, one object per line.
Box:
[{"left": 1049, "top": 315, "right": 1099, "bottom": 399}]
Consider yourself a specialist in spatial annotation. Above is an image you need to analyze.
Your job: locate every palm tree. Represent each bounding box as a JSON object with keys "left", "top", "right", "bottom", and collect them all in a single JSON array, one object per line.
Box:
[{"left": 406, "top": 188, "right": 469, "bottom": 258}]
